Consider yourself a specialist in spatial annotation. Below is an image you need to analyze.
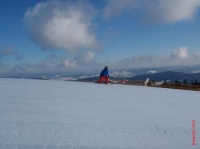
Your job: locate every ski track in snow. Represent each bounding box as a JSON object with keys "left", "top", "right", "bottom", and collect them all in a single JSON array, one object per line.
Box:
[{"left": 0, "top": 78, "right": 200, "bottom": 149}]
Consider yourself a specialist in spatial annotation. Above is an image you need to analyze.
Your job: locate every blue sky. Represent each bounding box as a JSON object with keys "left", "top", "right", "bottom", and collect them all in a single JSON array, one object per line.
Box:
[{"left": 1, "top": 0, "right": 200, "bottom": 76}]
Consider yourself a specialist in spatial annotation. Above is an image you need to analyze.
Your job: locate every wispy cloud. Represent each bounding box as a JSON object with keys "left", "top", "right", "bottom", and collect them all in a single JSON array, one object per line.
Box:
[
  {"left": 104, "top": 0, "right": 200, "bottom": 24},
  {"left": 24, "top": 0, "right": 100, "bottom": 53},
  {"left": 104, "top": 0, "right": 138, "bottom": 20},
  {"left": 0, "top": 46, "right": 23, "bottom": 60}
]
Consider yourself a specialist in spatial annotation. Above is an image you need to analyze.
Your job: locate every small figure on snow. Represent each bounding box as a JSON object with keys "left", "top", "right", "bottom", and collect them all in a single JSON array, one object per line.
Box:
[{"left": 98, "top": 66, "right": 109, "bottom": 84}]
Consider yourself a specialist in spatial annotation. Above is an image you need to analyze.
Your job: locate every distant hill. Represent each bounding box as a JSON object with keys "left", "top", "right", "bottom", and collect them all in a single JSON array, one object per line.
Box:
[
  {"left": 128, "top": 71, "right": 200, "bottom": 82},
  {"left": 78, "top": 71, "right": 200, "bottom": 83}
]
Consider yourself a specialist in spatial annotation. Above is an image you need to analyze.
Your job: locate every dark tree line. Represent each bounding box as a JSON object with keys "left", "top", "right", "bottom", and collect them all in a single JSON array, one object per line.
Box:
[
  {"left": 190, "top": 80, "right": 200, "bottom": 85},
  {"left": 174, "top": 79, "right": 200, "bottom": 85},
  {"left": 151, "top": 79, "right": 200, "bottom": 86}
]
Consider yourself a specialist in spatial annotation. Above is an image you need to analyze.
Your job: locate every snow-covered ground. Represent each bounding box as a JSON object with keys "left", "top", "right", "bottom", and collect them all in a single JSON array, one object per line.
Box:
[{"left": 0, "top": 78, "right": 199, "bottom": 149}]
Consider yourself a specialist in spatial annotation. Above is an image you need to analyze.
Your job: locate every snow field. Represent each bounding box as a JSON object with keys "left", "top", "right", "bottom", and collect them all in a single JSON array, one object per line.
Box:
[{"left": 0, "top": 78, "right": 199, "bottom": 149}]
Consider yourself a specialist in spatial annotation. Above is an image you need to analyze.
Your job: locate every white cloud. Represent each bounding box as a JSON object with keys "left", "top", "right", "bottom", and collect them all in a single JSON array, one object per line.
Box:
[
  {"left": 63, "top": 59, "right": 77, "bottom": 69},
  {"left": 24, "top": 0, "right": 99, "bottom": 52},
  {"left": 75, "top": 51, "right": 95, "bottom": 63},
  {"left": 62, "top": 51, "right": 95, "bottom": 69},
  {"left": 82, "top": 51, "right": 95, "bottom": 63},
  {"left": 145, "top": 0, "right": 200, "bottom": 23},
  {"left": 104, "top": 0, "right": 200, "bottom": 23},
  {"left": 170, "top": 46, "right": 189, "bottom": 59}
]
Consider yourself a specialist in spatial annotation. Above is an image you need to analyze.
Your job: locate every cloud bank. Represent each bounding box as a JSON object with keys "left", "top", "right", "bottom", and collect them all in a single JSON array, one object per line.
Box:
[
  {"left": 104, "top": 0, "right": 200, "bottom": 23},
  {"left": 7, "top": 47, "right": 200, "bottom": 75},
  {"left": 113, "top": 47, "right": 200, "bottom": 69},
  {"left": 9, "top": 51, "right": 96, "bottom": 74},
  {"left": 24, "top": 0, "right": 99, "bottom": 53}
]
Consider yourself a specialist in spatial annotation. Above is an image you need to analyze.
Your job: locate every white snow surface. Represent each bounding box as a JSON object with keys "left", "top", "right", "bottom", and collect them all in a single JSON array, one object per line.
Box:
[{"left": 0, "top": 78, "right": 199, "bottom": 149}]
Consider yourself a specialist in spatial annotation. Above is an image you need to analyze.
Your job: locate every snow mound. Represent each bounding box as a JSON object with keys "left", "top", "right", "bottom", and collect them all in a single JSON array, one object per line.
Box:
[{"left": 0, "top": 78, "right": 199, "bottom": 149}]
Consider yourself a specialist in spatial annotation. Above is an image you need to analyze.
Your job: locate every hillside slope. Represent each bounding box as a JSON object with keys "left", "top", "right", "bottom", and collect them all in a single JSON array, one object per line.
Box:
[{"left": 0, "top": 78, "right": 199, "bottom": 149}]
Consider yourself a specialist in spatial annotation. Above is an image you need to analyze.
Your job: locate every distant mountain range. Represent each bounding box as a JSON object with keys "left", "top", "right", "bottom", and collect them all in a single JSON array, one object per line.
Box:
[
  {"left": 128, "top": 71, "right": 200, "bottom": 82},
  {"left": 2, "top": 64, "right": 200, "bottom": 83},
  {"left": 75, "top": 71, "right": 200, "bottom": 83},
  {"left": 31, "top": 67, "right": 200, "bottom": 83}
]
